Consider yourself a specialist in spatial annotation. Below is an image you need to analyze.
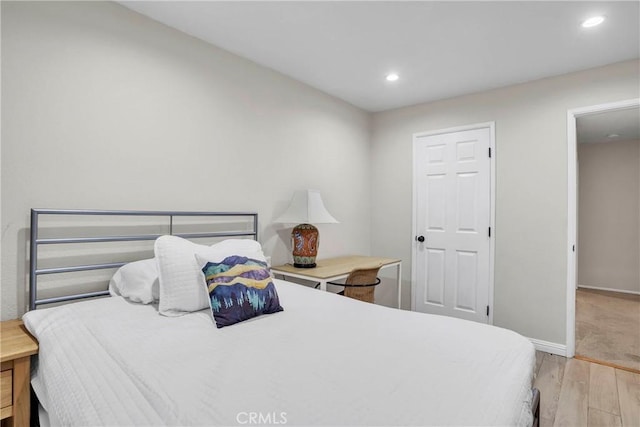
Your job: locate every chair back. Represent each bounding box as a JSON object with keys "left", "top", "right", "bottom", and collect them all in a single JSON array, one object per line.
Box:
[{"left": 343, "top": 266, "right": 381, "bottom": 303}]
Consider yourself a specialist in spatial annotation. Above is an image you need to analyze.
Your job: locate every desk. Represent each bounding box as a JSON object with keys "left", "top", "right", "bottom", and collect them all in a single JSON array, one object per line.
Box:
[{"left": 271, "top": 255, "right": 402, "bottom": 308}]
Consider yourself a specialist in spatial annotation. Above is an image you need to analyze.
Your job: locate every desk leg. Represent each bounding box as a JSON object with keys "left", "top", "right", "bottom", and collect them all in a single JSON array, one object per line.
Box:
[
  {"left": 319, "top": 280, "right": 327, "bottom": 292},
  {"left": 396, "top": 264, "right": 402, "bottom": 309}
]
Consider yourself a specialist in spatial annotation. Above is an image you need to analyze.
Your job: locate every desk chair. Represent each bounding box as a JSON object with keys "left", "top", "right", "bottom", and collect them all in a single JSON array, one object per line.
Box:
[{"left": 328, "top": 266, "right": 381, "bottom": 303}]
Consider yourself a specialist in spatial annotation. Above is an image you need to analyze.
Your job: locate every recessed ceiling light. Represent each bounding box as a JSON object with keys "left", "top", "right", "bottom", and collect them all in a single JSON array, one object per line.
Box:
[
  {"left": 581, "top": 16, "right": 605, "bottom": 28},
  {"left": 607, "top": 133, "right": 620, "bottom": 138},
  {"left": 386, "top": 73, "right": 399, "bottom": 82}
]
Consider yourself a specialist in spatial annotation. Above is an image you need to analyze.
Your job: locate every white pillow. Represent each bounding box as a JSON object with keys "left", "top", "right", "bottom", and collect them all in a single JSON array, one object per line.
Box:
[
  {"left": 108, "top": 259, "right": 159, "bottom": 304},
  {"left": 154, "top": 236, "right": 266, "bottom": 317}
]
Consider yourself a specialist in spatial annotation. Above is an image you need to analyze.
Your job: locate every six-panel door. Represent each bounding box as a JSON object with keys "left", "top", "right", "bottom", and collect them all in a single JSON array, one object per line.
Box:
[{"left": 413, "top": 127, "right": 492, "bottom": 323}]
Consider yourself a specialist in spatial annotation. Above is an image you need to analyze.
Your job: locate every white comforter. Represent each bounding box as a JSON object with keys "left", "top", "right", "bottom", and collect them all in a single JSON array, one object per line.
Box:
[{"left": 24, "top": 279, "right": 535, "bottom": 426}]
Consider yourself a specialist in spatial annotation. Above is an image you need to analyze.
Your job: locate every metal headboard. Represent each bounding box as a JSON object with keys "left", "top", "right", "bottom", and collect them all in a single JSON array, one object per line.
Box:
[{"left": 29, "top": 209, "right": 258, "bottom": 310}]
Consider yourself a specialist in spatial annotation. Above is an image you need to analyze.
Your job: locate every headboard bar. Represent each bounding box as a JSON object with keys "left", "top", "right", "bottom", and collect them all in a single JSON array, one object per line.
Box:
[
  {"left": 37, "top": 262, "right": 127, "bottom": 275},
  {"left": 29, "top": 209, "right": 259, "bottom": 310},
  {"left": 36, "top": 231, "right": 257, "bottom": 246},
  {"left": 31, "top": 208, "right": 257, "bottom": 217},
  {"left": 36, "top": 291, "right": 112, "bottom": 307}
]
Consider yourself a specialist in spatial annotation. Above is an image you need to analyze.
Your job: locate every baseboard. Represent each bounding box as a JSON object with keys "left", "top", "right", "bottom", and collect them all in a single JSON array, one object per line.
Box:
[
  {"left": 578, "top": 285, "right": 640, "bottom": 296},
  {"left": 528, "top": 337, "right": 567, "bottom": 357}
]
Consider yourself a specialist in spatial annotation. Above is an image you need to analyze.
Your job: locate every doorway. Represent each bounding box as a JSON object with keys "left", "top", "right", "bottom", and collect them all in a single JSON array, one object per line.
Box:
[
  {"left": 411, "top": 122, "right": 495, "bottom": 324},
  {"left": 567, "top": 98, "right": 640, "bottom": 364},
  {"left": 576, "top": 107, "right": 640, "bottom": 371}
]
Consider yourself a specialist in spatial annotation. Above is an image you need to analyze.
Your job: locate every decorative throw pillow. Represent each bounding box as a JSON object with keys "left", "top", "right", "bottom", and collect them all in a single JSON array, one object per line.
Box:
[{"left": 201, "top": 255, "right": 283, "bottom": 328}]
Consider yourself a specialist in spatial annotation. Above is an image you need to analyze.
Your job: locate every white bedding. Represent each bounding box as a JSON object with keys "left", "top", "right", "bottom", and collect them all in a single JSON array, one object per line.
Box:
[{"left": 23, "top": 279, "right": 535, "bottom": 426}]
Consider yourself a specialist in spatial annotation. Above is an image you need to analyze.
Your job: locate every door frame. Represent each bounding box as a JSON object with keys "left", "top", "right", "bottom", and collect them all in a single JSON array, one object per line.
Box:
[
  {"left": 566, "top": 98, "right": 639, "bottom": 358},
  {"left": 411, "top": 122, "right": 496, "bottom": 324}
]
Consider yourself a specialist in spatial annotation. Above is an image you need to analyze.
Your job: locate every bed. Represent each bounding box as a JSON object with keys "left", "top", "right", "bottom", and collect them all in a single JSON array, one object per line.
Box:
[{"left": 23, "top": 209, "right": 540, "bottom": 427}]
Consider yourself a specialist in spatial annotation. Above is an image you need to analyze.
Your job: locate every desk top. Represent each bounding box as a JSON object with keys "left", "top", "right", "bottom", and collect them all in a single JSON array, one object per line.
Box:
[{"left": 271, "top": 255, "right": 401, "bottom": 280}]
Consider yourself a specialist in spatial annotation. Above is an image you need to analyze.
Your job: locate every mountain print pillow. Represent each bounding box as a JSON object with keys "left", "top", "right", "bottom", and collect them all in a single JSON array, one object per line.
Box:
[{"left": 202, "top": 255, "right": 283, "bottom": 328}]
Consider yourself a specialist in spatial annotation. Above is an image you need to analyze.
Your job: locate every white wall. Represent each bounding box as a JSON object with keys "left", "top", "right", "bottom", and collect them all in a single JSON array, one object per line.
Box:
[
  {"left": 0, "top": 3, "right": 3, "bottom": 305},
  {"left": 2, "top": 2, "right": 639, "bottom": 348},
  {"left": 371, "top": 60, "right": 640, "bottom": 346},
  {"left": 578, "top": 139, "right": 640, "bottom": 294},
  {"left": 1, "top": 1, "right": 371, "bottom": 320}
]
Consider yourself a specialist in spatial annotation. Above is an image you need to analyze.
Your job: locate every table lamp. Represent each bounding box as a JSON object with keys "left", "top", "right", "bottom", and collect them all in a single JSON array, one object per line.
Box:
[{"left": 275, "top": 189, "right": 339, "bottom": 268}]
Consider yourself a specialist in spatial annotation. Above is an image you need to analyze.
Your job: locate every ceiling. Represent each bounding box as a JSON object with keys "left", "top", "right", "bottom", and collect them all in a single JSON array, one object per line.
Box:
[
  {"left": 119, "top": 1, "right": 639, "bottom": 113},
  {"left": 577, "top": 107, "right": 640, "bottom": 144}
]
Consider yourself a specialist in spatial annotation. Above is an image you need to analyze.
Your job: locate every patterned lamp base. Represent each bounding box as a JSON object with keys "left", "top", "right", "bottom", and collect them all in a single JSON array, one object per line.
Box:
[{"left": 292, "top": 223, "right": 318, "bottom": 268}]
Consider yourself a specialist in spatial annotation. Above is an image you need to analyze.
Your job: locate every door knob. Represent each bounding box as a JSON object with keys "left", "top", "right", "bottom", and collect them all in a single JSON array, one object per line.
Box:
[{"left": 416, "top": 235, "right": 425, "bottom": 243}]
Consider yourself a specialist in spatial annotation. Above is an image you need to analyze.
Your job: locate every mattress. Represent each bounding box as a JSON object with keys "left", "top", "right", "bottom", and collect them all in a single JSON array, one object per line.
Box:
[{"left": 23, "top": 279, "right": 536, "bottom": 426}]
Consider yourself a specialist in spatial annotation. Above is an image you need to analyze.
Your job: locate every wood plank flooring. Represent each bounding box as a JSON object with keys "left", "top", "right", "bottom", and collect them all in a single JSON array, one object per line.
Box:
[{"left": 534, "top": 351, "right": 640, "bottom": 427}]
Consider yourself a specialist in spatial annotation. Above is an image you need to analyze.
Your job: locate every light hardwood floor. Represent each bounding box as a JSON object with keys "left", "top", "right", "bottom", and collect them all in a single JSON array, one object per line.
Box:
[{"left": 534, "top": 351, "right": 640, "bottom": 427}]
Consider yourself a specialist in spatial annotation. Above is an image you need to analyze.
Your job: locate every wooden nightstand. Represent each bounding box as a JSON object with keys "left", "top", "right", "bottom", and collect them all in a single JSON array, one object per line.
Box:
[{"left": 1, "top": 320, "right": 38, "bottom": 427}]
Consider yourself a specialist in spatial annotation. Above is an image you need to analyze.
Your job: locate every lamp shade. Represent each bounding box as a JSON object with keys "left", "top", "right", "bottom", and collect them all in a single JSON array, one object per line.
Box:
[{"left": 275, "top": 190, "right": 339, "bottom": 224}]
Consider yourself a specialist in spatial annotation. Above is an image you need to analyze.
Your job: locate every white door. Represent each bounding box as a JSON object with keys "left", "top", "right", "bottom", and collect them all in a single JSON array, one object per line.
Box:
[{"left": 412, "top": 125, "right": 493, "bottom": 323}]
